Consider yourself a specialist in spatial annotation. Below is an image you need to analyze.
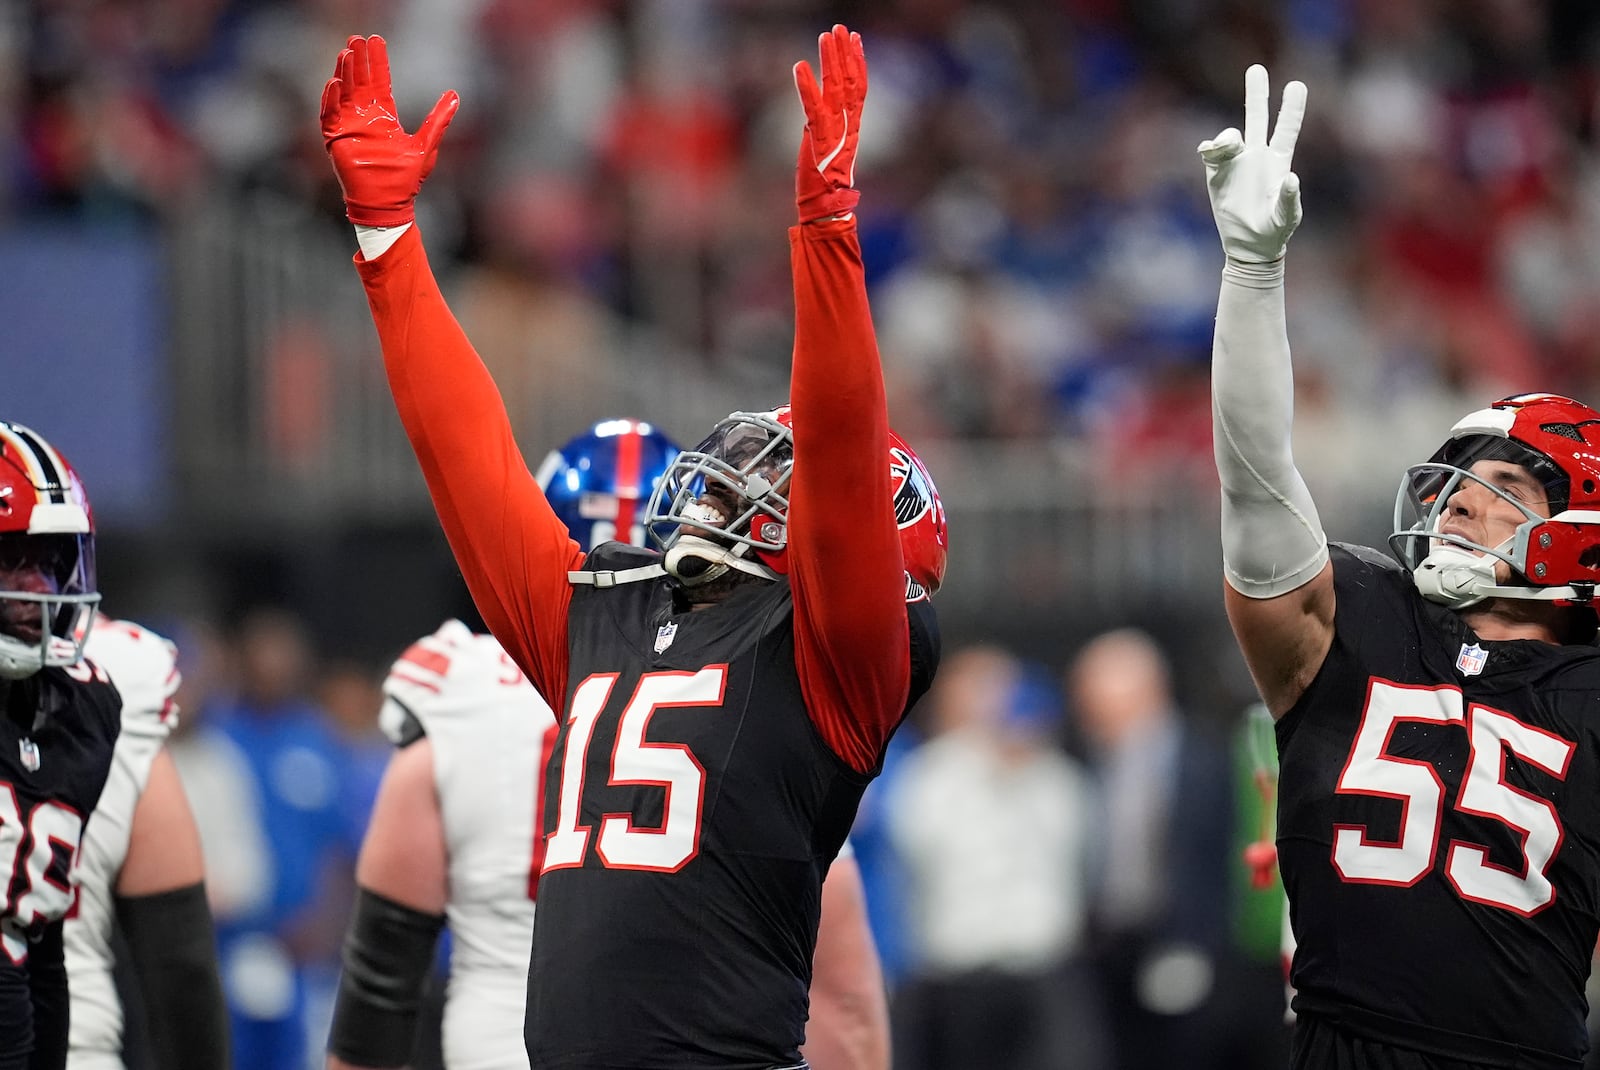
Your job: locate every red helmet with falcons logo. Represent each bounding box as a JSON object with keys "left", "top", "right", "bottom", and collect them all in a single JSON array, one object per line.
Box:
[
  {"left": 1391, "top": 393, "right": 1600, "bottom": 610},
  {"left": 647, "top": 406, "right": 948, "bottom": 595}
]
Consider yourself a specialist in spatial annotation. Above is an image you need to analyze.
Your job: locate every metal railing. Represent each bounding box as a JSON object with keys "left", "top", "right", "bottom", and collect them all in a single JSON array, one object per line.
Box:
[{"left": 166, "top": 197, "right": 1419, "bottom": 616}]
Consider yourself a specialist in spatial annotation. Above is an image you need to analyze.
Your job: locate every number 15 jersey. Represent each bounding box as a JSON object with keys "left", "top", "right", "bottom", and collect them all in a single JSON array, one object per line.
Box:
[
  {"left": 1278, "top": 543, "right": 1600, "bottom": 1067},
  {"left": 528, "top": 544, "right": 938, "bottom": 1070}
]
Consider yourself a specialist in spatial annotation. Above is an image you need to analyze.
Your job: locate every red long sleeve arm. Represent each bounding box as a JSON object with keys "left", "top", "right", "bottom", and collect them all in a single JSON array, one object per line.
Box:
[
  {"left": 787, "top": 219, "right": 910, "bottom": 773},
  {"left": 355, "top": 226, "right": 579, "bottom": 707}
]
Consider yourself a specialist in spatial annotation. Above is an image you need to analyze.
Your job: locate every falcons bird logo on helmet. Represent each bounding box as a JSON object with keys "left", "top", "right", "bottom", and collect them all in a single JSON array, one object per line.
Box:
[{"left": 890, "top": 447, "right": 932, "bottom": 528}]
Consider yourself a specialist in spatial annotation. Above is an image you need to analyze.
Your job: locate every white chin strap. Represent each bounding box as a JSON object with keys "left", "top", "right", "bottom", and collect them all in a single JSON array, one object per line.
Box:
[
  {"left": 663, "top": 534, "right": 778, "bottom": 587},
  {"left": 1413, "top": 545, "right": 1588, "bottom": 609},
  {"left": 0, "top": 635, "right": 78, "bottom": 680},
  {"left": 1412, "top": 547, "right": 1500, "bottom": 608}
]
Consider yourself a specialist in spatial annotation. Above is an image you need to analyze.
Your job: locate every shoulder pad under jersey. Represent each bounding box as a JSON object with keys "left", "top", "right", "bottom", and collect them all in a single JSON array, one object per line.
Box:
[
  {"left": 1330, "top": 540, "right": 1407, "bottom": 578},
  {"left": 379, "top": 619, "right": 540, "bottom": 746},
  {"left": 82, "top": 615, "right": 181, "bottom": 741}
]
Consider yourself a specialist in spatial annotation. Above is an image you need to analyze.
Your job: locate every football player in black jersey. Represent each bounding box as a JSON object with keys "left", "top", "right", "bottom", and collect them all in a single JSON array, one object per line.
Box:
[
  {"left": 0, "top": 422, "right": 121, "bottom": 1070},
  {"left": 323, "top": 25, "right": 943, "bottom": 1069},
  {"left": 1204, "top": 66, "right": 1600, "bottom": 1068}
]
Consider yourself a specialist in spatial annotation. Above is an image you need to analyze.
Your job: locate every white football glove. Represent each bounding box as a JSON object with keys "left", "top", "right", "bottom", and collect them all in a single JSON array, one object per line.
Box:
[{"left": 1198, "top": 64, "right": 1307, "bottom": 265}]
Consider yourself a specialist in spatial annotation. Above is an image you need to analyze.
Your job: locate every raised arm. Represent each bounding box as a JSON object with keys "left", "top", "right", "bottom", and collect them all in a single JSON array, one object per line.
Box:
[
  {"left": 1201, "top": 65, "right": 1334, "bottom": 717},
  {"left": 786, "top": 27, "right": 910, "bottom": 772},
  {"left": 321, "top": 35, "right": 578, "bottom": 704}
]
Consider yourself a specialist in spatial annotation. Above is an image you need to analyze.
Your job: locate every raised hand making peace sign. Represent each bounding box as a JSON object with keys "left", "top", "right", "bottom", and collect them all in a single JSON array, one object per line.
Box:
[{"left": 1198, "top": 64, "right": 1307, "bottom": 264}]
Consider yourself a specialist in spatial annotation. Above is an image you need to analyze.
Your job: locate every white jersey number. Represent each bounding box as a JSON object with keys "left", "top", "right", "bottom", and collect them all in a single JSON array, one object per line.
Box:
[
  {"left": 1333, "top": 680, "right": 1574, "bottom": 915},
  {"left": 543, "top": 667, "right": 726, "bottom": 874},
  {"left": 0, "top": 784, "right": 84, "bottom": 963}
]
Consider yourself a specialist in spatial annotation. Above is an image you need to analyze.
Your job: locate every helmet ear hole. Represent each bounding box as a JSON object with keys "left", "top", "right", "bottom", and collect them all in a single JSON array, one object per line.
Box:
[
  {"left": 1580, "top": 546, "right": 1600, "bottom": 571},
  {"left": 1584, "top": 479, "right": 1596, "bottom": 496}
]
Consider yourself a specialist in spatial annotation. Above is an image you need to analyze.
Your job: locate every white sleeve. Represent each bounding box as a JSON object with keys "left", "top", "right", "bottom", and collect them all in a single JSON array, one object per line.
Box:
[
  {"left": 1212, "top": 259, "right": 1329, "bottom": 598},
  {"left": 355, "top": 222, "right": 413, "bottom": 261}
]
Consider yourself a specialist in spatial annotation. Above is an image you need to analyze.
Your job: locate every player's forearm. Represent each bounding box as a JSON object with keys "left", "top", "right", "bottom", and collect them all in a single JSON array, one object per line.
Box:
[
  {"left": 786, "top": 219, "right": 909, "bottom": 764},
  {"left": 327, "top": 888, "right": 444, "bottom": 1070},
  {"left": 1212, "top": 264, "right": 1328, "bottom": 596},
  {"left": 355, "top": 225, "right": 578, "bottom": 698},
  {"left": 117, "top": 883, "right": 229, "bottom": 1070}
]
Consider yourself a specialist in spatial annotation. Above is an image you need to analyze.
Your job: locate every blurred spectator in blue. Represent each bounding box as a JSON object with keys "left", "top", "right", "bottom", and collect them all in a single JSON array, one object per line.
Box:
[
  {"left": 1068, "top": 628, "right": 1233, "bottom": 1070},
  {"left": 888, "top": 645, "right": 1105, "bottom": 1070},
  {"left": 199, "top": 608, "right": 352, "bottom": 1070}
]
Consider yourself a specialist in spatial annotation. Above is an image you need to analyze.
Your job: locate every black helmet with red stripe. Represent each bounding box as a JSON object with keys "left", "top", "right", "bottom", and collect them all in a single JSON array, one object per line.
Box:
[{"left": 0, "top": 422, "right": 99, "bottom": 678}]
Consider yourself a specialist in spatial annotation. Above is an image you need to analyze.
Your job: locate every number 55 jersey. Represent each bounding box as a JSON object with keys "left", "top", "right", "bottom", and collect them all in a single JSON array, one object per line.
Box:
[{"left": 1278, "top": 543, "right": 1600, "bottom": 1067}]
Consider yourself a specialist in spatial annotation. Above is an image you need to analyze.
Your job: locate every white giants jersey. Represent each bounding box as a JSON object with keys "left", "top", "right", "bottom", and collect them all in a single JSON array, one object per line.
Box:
[
  {"left": 380, "top": 620, "right": 556, "bottom": 1070},
  {"left": 65, "top": 616, "right": 181, "bottom": 1070}
]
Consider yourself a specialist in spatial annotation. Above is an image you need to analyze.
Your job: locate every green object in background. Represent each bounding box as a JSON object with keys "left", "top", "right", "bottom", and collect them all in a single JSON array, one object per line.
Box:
[{"left": 1231, "top": 703, "right": 1285, "bottom": 961}]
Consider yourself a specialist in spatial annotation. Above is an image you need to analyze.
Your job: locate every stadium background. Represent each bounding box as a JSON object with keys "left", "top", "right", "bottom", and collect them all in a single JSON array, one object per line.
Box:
[{"left": 9, "top": 0, "right": 1600, "bottom": 1067}]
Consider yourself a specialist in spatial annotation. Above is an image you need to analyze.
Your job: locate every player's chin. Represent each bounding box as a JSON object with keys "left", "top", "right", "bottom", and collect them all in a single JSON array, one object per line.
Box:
[{"left": 0, "top": 621, "right": 43, "bottom": 645}]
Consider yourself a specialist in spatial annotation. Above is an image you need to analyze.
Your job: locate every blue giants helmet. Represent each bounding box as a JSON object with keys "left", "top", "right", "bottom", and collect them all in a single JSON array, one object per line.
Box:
[{"left": 535, "top": 418, "right": 683, "bottom": 551}]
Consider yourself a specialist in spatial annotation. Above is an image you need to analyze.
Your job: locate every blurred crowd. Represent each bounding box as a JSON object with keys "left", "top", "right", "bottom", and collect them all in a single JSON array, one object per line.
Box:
[{"left": 10, "top": 0, "right": 1600, "bottom": 461}]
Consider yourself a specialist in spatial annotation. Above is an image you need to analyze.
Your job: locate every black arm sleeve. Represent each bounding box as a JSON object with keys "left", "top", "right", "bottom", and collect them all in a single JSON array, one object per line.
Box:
[
  {"left": 327, "top": 887, "right": 446, "bottom": 1069},
  {"left": 26, "top": 921, "right": 67, "bottom": 1070},
  {"left": 115, "top": 882, "right": 229, "bottom": 1070}
]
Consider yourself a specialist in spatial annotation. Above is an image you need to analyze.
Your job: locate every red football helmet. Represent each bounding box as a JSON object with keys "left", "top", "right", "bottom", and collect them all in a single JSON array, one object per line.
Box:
[
  {"left": 646, "top": 406, "right": 948, "bottom": 595},
  {"left": 1391, "top": 393, "right": 1600, "bottom": 609},
  {"left": 0, "top": 422, "right": 100, "bottom": 678}
]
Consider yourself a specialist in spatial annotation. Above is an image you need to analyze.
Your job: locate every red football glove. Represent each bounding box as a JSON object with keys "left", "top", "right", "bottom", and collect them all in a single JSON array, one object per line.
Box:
[
  {"left": 793, "top": 24, "right": 867, "bottom": 224},
  {"left": 320, "top": 35, "right": 459, "bottom": 228}
]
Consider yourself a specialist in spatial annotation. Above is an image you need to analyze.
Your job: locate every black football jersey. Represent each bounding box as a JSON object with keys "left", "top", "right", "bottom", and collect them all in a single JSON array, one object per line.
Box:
[
  {"left": 525, "top": 544, "right": 938, "bottom": 1070},
  {"left": 0, "top": 664, "right": 121, "bottom": 1063},
  {"left": 1279, "top": 543, "right": 1600, "bottom": 1067}
]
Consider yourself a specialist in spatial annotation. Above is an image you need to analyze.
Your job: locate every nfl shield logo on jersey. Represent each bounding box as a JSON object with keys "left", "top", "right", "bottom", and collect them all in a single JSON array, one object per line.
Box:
[
  {"left": 655, "top": 621, "right": 678, "bottom": 654},
  {"left": 18, "top": 738, "right": 39, "bottom": 773},
  {"left": 1456, "top": 642, "right": 1488, "bottom": 677}
]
